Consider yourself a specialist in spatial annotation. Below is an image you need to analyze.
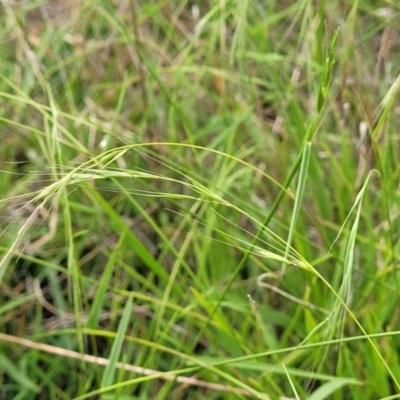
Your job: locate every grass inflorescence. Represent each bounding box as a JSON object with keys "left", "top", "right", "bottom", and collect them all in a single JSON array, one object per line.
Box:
[{"left": 1, "top": 1, "right": 400, "bottom": 399}]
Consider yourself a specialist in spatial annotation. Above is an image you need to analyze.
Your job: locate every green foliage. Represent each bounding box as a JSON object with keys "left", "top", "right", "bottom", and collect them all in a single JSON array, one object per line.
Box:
[{"left": 1, "top": 0, "right": 400, "bottom": 399}]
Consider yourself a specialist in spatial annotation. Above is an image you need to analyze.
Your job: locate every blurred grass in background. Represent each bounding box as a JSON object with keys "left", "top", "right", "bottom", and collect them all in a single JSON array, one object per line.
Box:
[{"left": 0, "top": 0, "right": 400, "bottom": 399}]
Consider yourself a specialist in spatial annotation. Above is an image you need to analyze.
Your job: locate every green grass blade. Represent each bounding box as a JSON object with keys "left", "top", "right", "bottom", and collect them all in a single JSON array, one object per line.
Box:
[
  {"left": 84, "top": 186, "right": 175, "bottom": 291},
  {"left": 307, "top": 379, "right": 358, "bottom": 400},
  {"left": 86, "top": 230, "right": 127, "bottom": 330},
  {"left": 100, "top": 294, "right": 133, "bottom": 389},
  {"left": 0, "top": 354, "right": 41, "bottom": 393},
  {"left": 282, "top": 141, "right": 311, "bottom": 274}
]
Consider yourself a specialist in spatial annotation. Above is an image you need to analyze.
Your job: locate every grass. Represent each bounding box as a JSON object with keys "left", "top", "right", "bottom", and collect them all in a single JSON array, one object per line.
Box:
[{"left": 0, "top": 0, "right": 400, "bottom": 399}]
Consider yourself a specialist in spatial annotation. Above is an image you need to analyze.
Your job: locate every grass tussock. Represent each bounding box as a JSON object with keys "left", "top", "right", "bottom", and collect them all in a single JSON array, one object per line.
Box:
[{"left": 1, "top": 0, "right": 400, "bottom": 399}]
